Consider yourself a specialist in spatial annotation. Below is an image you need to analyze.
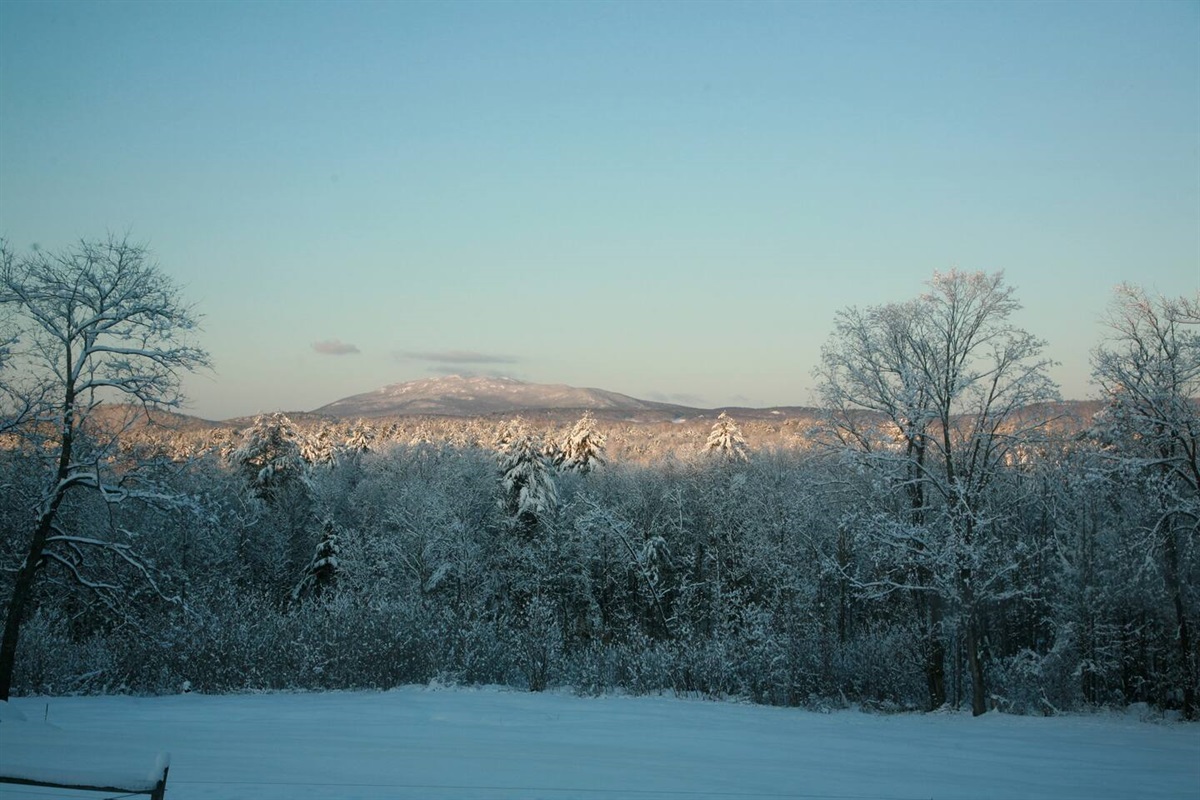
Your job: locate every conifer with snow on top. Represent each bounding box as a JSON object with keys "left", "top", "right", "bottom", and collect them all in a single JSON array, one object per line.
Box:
[
  {"left": 292, "top": 518, "right": 340, "bottom": 601},
  {"left": 497, "top": 425, "right": 559, "bottom": 535},
  {"left": 702, "top": 412, "right": 750, "bottom": 463},
  {"left": 232, "top": 412, "right": 310, "bottom": 502},
  {"left": 559, "top": 411, "right": 607, "bottom": 473},
  {"left": 300, "top": 421, "right": 337, "bottom": 465},
  {"left": 344, "top": 419, "right": 375, "bottom": 455}
]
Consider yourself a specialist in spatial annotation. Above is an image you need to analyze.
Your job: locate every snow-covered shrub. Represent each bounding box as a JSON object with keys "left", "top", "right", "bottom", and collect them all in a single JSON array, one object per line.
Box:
[
  {"left": 989, "top": 649, "right": 1061, "bottom": 715},
  {"left": 512, "top": 595, "right": 564, "bottom": 692},
  {"left": 11, "top": 609, "right": 116, "bottom": 696},
  {"left": 829, "top": 623, "right": 926, "bottom": 712}
]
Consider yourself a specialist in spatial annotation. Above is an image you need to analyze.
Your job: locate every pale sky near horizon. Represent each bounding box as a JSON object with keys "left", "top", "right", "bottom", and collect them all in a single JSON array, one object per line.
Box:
[{"left": 1, "top": 0, "right": 1197, "bottom": 420}]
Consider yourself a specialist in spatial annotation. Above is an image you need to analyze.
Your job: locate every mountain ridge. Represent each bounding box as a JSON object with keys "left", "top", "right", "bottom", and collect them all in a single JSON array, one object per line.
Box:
[
  {"left": 311, "top": 375, "right": 709, "bottom": 421},
  {"left": 306, "top": 376, "right": 1103, "bottom": 426}
]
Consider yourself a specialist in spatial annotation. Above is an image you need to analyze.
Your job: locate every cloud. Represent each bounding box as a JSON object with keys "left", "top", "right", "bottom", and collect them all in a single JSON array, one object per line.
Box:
[
  {"left": 395, "top": 350, "right": 518, "bottom": 365},
  {"left": 312, "top": 339, "right": 360, "bottom": 356}
]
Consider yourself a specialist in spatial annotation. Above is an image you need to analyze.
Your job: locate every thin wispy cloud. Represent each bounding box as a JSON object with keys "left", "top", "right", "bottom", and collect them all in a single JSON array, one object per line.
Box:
[
  {"left": 312, "top": 340, "right": 360, "bottom": 356},
  {"left": 395, "top": 350, "right": 519, "bottom": 365}
]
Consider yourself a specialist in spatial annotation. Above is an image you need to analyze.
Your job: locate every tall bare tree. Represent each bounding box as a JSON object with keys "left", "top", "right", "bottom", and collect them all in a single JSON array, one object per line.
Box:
[
  {"left": 1092, "top": 285, "right": 1199, "bottom": 718},
  {"left": 816, "top": 270, "right": 1058, "bottom": 714},
  {"left": 0, "top": 236, "right": 210, "bottom": 700}
]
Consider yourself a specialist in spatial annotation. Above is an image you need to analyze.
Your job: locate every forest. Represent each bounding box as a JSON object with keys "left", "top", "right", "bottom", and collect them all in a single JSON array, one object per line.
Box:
[{"left": 1, "top": 239, "right": 1196, "bottom": 719}]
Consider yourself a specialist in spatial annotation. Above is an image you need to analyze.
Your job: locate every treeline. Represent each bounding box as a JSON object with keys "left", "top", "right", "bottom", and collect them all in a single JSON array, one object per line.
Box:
[
  {"left": 1, "top": 242, "right": 1195, "bottom": 716},
  {"left": 1, "top": 403, "right": 1194, "bottom": 716}
]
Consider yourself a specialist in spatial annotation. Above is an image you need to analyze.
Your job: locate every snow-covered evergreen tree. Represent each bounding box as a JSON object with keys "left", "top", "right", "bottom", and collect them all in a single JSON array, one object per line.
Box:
[
  {"left": 300, "top": 421, "right": 337, "bottom": 465},
  {"left": 292, "top": 518, "right": 340, "bottom": 601},
  {"left": 559, "top": 412, "right": 607, "bottom": 473},
  {"left": 343, "top": 419, "right": 375, "bottom": 456},
  {"left": 703, "top": 413, "right": 750, "bottom": 463},
  {"left": 541, "top": 435, "right": 564, "bottom": 467},
  {"left": 497, "top": 425, "right": 558, "bottom": 535},
  {"left": 233, "top": 412, "right": 310, "bottom": 502}
]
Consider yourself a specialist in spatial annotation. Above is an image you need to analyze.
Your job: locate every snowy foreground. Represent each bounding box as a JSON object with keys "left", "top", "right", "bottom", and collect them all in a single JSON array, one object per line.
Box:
[{"left": 2, "top": 687, "right": 1197, "bottom": 800}]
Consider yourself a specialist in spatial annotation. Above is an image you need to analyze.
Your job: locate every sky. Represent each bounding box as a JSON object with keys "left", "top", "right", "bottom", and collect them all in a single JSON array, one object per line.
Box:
[{"left": 1, "top": 0, "right": 1197, "bottom": 420}]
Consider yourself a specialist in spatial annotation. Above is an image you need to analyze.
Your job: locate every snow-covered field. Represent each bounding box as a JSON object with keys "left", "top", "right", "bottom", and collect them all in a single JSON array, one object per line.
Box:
[{"left": 2, "top": 687, "right": 1197, "bottom": 800}]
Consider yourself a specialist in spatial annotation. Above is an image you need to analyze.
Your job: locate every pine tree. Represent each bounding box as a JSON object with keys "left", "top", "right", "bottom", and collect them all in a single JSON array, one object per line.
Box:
[
  {"left": 344, "top": 419, "right": 375, "bottom": 456},
  {"left": 300, "top": 421, "right": 337, "bottom": 465},
  {"left": 233, "top": 412, "right": 310, "bottom": 503},
  {"left": 559, "top": 411, "right": 607, "bottom": 473},
  {"left": 231, "top": 412, "right": 315, "bottom": 594},
  {"left": 497, "top": 425, "right": 559, "bottom": 536},
  {"left": 292, "top": 518, "right": 340, "bottom": 601},
  {"left": 703, "top": 412, "right": 750, "bottom": 463}
]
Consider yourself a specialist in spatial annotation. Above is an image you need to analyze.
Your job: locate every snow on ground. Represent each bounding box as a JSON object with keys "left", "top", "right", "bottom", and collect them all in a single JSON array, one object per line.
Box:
[{"left": 1, "top": 686, "right": 1196, "bottom": 800}]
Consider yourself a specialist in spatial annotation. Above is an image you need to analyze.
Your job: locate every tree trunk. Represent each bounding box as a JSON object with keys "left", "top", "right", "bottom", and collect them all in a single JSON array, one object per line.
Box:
[
  {"left": 0, "top": 396, "right": 73, "bottom": 701},
  {"left": 1163, "top": 522, "right": 1196, "bottom": 720},
  {"left": 925, "top": 593, "right": 947, "bottom": 710},
  {"left": 967, "top": 610, "right": 987, "bottom": 716},
  {"left": 0, "top": 497, "right": 65, "bottom": 700},
  {"left": 0, "top": 553, "right": 39, "bottom": 700},
  {"left": 963, "top": 566, "right": 988, "bottom": 716}
]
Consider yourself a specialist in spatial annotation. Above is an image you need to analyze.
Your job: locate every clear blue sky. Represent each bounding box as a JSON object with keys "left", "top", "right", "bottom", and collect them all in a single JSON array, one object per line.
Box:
[{"left": 2, "top": 0, "right": 1197, "bottom": 420}]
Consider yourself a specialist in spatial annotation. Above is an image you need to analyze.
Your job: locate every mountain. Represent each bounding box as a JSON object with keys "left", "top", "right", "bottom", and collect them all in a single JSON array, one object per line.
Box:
[
  {"left": 309, "top": 376, "right": 1101, "bottom": 427},
  {"left": 312, "top": 376, "right": 702, "bottom": 420}
]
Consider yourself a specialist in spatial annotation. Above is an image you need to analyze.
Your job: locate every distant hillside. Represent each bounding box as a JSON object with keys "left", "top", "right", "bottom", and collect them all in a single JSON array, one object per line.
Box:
[
  {"left": 82, "top": 403, "right": 226, "bottom": 434},
  {"left": 312, "top": 376, "right": 702, "bottom": 420},
  {"left": 307, "top": 376, "right": 1105, "bottom": 428},
  {"left": 78, "top": 383, "right": 1105, "bottom": 439}
]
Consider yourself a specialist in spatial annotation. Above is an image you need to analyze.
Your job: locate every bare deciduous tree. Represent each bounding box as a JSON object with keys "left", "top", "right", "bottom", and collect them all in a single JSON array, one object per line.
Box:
[
  {"left": 0, "top": 235, "right": 210, "bottom": 700},
  {"left": 1092, "top": 285, "right": 1200, "bottom": 719},
  {"left": 816, "top": 270, "right": 1058, "bottom": 715}
]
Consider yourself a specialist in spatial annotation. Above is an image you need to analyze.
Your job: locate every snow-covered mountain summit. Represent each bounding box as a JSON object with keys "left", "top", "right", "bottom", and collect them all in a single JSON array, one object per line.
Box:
[{"left": 313, "top": 375, "right": 690, "bottom": 419}]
